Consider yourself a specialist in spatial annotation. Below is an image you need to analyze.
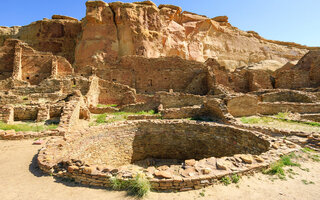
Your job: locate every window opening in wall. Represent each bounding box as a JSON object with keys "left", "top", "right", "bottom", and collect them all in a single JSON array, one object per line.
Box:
[{"left": 26, "top": 77, "right": 30, "bottom": 80}]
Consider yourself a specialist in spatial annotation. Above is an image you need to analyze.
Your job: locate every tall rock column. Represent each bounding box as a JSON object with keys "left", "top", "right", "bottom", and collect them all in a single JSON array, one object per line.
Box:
[
  {"left": 74, "top": 1, "right": 119, "bottom": 73},
  {"left": 12, "top": 41, "right": 22, "bottom": 80}
]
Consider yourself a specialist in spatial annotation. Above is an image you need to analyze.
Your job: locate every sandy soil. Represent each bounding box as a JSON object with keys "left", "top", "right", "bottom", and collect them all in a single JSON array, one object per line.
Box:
[{"left": 0, "top": 139, "right": 319, "bottom": 200}]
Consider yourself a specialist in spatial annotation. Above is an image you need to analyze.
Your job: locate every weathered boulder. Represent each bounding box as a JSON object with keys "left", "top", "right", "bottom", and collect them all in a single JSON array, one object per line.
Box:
[
  {"left": 227, "top": 95, "right": 259, "bottom": 117},
  {"left": 212, "top": 16, "right": 228, "bottom": 23}
]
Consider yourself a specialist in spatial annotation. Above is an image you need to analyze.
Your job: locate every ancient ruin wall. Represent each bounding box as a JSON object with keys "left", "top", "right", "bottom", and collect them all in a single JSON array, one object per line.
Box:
[
  {"left": 0, "top": 18, "right": 81, "bottom": 64},
  {"left": 76, "top": 56, "right": 211, "bottom": 95}
]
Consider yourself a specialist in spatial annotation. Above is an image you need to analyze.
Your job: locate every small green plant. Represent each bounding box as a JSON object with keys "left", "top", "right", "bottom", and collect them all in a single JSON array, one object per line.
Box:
[
  {"left": 275, "top": 112, "right": 288, "bottom": 119},
  {"left": 72, "top": 84, "right": 77, "bottom": 88},
  {"left": 309, "top": 154, "right": 320, "bottom": 162},
  {"left": 302, "top": 180, "right": 315, "bottom": 185},
  {"left": 95, "top": 113, "right": 107, "bottom": 123},
  {"left": 93, "top": 110, "right": 159, "bottom": 124},
  {"left": 199, "top": 190, "right": 205, "bottom": 197},
  {"left": 263, "top": 153, "right": 300, "bottom": 179},
  {"left": 240, "top": 117, "right": 260, "bottom": 124},
  {"left": 231, "top": 174, "right": 240, "bottom": 183},
  {"left": 300, "top": 167, "right": 310, "bottom": 172},
  {"left": 110, "top": 174, "right": 151, "bottom": 198},
  {"left": 221, "top": 176, "right": 231, "bottom": 185},
  {"left": 0, "top": 122, "right": 57, "bottom": 132},
  {"left": 22, "top": 96, "right": 28, "bottom": 100},
  {"left": 127, "top": 174, "right": 151, "bottom": 198},
  {"left": 97, "top": 104, "right": 118, "bottom": 108},
  {"left": 301, "top": 147, "right": 315, "bottom": 153},
  {"left": 110, "top": 177, "right": 129, "bottom": 190}
]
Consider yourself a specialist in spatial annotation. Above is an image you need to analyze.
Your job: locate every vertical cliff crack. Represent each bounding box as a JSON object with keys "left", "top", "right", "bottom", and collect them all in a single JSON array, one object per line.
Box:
[{"left": 109, "top": 5, "right": 121, "bottom": 56}]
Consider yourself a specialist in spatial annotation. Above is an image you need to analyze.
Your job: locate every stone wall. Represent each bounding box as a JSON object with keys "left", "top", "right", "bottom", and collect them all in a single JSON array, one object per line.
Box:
[
  {"left": 76, "top": 56, "right": 211, "bottom": 95},
  {"left": 0, "top": 39, "right": 73, "bottom": 85},
  {"left": 206, "top": 58, "right": 274, "bottom": 93},
  {"left": 275, "top": 51, "right": 320, "bottom": 89},
  {"left": 227, "top": 94, "right": 320, "bottom": 117},
  {"left": 261, "top": 90, "right": 317, "bottom": 103},
  {"left": 1, "top": 18, "right": 82, "bottom": 63},
  {"left": 37, "top": 120, "right": 298, "bottom": 191},
  {"left": 156, "top": 92, "right": 205, "bottom": 108},
  {"left": 14, "top": 106, "right": 38, "bottom": 121},
  {"left": 0, "top": 105, "right": 13, "bottom": 123},
  {"left": 98, "top": 79, "right": 137, "bottom": 105}
]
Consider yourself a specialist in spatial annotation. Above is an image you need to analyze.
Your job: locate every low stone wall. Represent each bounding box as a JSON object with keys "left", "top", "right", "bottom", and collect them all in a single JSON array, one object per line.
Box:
[
  {"left": 98, "top": 79, "right": 137, "bottom": 105},
  {"left": 227, "top": 94, "right": 320, "bottom": 117},
  {"left": 120, "top": 102, "right": 158, "bottom": 113},
  {"left": 14, "top": 106, "right": 38, "bottom": 121},
  {"left": 89, "top": 106, "right": 119, "bottom": 114},
  {"left": 300, "top": 113, "right": 320, "bottom": 122},
  {"left": 37, "top": 120, "right": 299, "bottom": 191},
  {"left": 0, "top": 105, "right": 13, "bottom": 123},
  {"left": 0, "top": 129, "right": 62, "bottom": 140},
  {"left": 126, "top": 115, "right": 160, "bottom": 120},
  {"left": 260, "top": 90, "right": 318, "bottom": 103},
  {"left": 161, "top": 105, "right": 204, "bottom": 119},
  {"left": 58, "top": 94, "right": 83, "bottom": 132},
  {"left": 156, "top": 92, "right": 205, "bottom": 109},
  {"left": 227, "top": 95, "right": 259, "bottom": 117},
  {"left": 258, "top": 102, "right": 320, "bottom": 115}
]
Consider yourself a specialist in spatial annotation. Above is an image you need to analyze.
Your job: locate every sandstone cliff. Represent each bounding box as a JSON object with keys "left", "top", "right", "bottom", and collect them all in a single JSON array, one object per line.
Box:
[
  {"left": 74, "top": 0, "right": 310, "bottom": 70},
  {"left": 0, "top": 0, "right": 314, "bottom": 71}
]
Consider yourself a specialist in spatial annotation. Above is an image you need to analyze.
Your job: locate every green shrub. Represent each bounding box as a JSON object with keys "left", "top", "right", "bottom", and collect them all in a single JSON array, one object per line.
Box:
[
  {"left": 95, "top": 113, "right": 107, "bottom": 123},
  {"left": 240, "top": 117, "right": 260, "bottom": 124},
  {"left": 0, "top": 122, "right": 57, "bottom": 132},
  {"left": 221, "top": 176, "right": 231, "bottom": 185},
  {"left": 263, "top": 153, "right": 300, "bottom": 179},
  {"left": 231, "top": 174, "right": 240, "bottom": 183},
  {"left": 128, "top": 174, "right": 151, "bottom": 198},
  {"left": 97, "top": 104, "right": 117, "bottom": 108},
  {"left": 110, "top": 174, "right": 151, "bottom": 198}
]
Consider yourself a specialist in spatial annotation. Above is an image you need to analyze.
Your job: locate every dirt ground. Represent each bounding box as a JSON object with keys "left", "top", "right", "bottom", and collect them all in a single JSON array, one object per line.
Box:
[{"left": 0, "top": 139, "right": 319, "bottom": 200}]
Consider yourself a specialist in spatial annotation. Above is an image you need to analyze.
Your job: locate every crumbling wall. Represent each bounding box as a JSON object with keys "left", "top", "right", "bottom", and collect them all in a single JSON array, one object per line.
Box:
[
  {"left": 156, "top": 91, "right": 205, "bottom": 108},
  {"left": 0, "top": 40, "right": 15, "bottom": 80},
  {"left": 98, "top": 79, "right": 137, "bottom": 105},
  {"left": 261, "top": 90, "right": 317, "bottom": 103},
  {"left": 14, "top": 106, "right": 38, "bottom": 121},
  {"left": 77, "top": 56, "right": 210, "bottom": 95},
  {"left": 206, "top": 58, "right": 273, "bottom": 93},
  {"left": 275, "top": 51, "right": 320, "bottom": 89},
  {"left": 9, "top": 18, "right": 81, "bottom": 63},
  {"left": 0, "top": 39, "right": 73, "bottom": 85}
]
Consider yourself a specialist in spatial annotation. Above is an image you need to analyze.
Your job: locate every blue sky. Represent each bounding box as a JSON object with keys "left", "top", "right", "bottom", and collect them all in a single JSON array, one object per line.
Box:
[{"left": 0, "top": 0, "right": 319, "bottom": 46}]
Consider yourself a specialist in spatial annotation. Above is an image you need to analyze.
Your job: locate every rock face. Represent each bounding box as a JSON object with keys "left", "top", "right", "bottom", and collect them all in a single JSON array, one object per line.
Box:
[
  {"left": 73, "top": 1, "right": 309, "bottom": 71},
  {"left": 0, "top": 18, "right": 81, "bottom": 63},
  {"left": 0, "top": 1, "right": 310, "bottom": 72}
]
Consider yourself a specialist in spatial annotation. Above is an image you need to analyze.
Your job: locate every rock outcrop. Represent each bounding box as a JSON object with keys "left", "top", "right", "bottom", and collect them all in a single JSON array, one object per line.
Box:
[{"left": 0, "top": 0, "right": 312, "bottom": 72}]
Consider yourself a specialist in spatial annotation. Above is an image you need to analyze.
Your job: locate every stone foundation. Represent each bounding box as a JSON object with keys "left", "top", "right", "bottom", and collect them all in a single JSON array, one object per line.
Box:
[{"left": 37, "top": 120, "right": 299, "bottom": 191}]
